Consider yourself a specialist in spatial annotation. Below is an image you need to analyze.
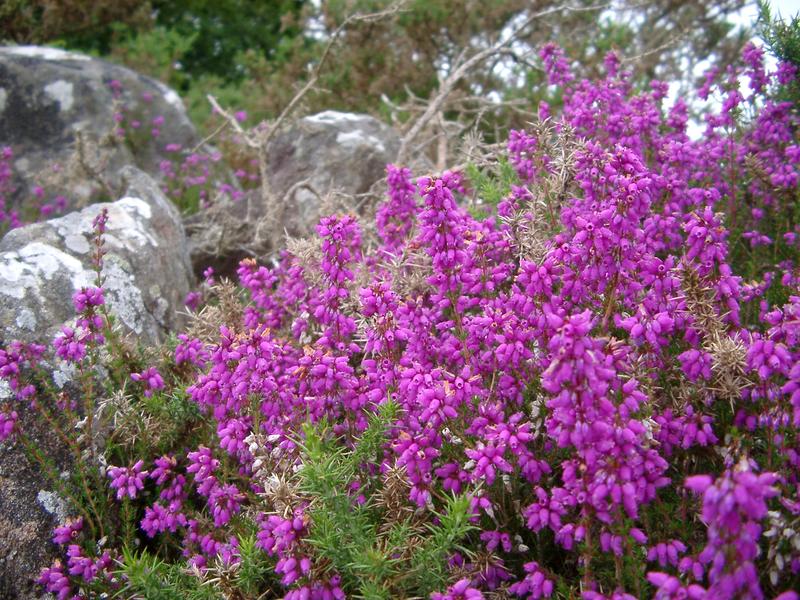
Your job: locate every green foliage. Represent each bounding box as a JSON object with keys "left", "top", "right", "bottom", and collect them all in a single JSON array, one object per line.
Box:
[
  {"left": 115, "top": 547, "right": 220, "bottom": 600},
  {"left": 757, "top": 1, "right": 800, "bottom": 105},
  {"left": 146, "top": 0, "right": 306, "bottom": 82},
  {"left": 0, "top": 0, "right": 148, "bottom": 46},
  {"left": 758, "top": 1, "right": 800, "bottom": 67},
  {"left": 465, "top": 157, "right": 518, "bottom": 219},
  {"left": 297, "top": 402, "right": 476, "bottom": 598},
  {"left": 235, "top": 532, "right": 276, "bottom": 596},
  {"left": 4, "top": 0, "right": 750, "bottom": 144}
]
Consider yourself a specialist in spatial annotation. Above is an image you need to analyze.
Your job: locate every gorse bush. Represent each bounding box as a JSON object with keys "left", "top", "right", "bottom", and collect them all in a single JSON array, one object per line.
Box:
[{"left": 2, "top": 39, "right": 800, "bottom": 600}]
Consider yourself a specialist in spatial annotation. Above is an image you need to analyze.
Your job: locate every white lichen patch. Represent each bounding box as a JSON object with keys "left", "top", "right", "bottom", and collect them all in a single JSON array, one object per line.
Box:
[
  {"left": 336, "top": 130, "right": 386, "bottom": 154},
  {"left": 0, "top": 255, "right": 28, "bottom": 298},
  {"left": 0, "top": 88, "right": 7, "bottom": 113},
  {"left": 153, "top": 80, "right": 184, "bottom": 110},
  {"left": 62, "top": 233, "right": 91, "bottom": 254},
  {"left": 153, "top": 296, "right": 169, "bottom": 325},
  {"left": 117, "top": 197, "right": 153, "bottom": 220},
  {"left": 52, "top": 360, "right": 77, "bottom": 389},
  {"left": 51, "top": 201, "right": 157, "bottom": 255},
  {"left": 53, "top": 209, "right": 94, "bottom": 254},
  {"left": 306, "top": 111, "right": 367, "bottom": 125},
  {"left": 36, "top": 490, "right": 71, "bottom": 523},
  {"left": 101, "top": 257, "right": 146, "bottom": 334},
  {"left": 4, "top": 46, "right": 90, "bottom": 61},
  {"left": 0, "top": 243, "right": 92, "bottom": 299},
  {"left": 106, "top": 202, "right": 158, "bottom": 249},
  {"left": 15, "top": 308, "right": 37, "bottom": 331},
  {"left": 44, "top": 80, "right": 74, "bottom": 112}
]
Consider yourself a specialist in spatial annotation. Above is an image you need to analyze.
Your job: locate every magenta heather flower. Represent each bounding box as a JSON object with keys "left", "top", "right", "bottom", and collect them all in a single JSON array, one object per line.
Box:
[
  {"left": 72, "top": 287, "right": 104, "bottom": 313},
  {"left": 130, "top": 366, "right": 165, "bottom": 397},
  {"left": 315, "top": 214, "right": 362, "bottom": 351},
  {"left": 508, "top": 561, "right": 554, "bottom": 599},
  {"left": 184, "top": 290, "right": 202, "bottom": 310},
  {"left": 539, "top": 42, "right": 573, "bottom": 86},
  {"left": 685, "top": 458, "right": 779, "bottom": 599},
  {"left": 107, "top": 460, "right": 148, "bottom": 500},
  {"left": 431, "top": 578, "right": 484, "bottom": 600},
  {"left": 187, "top": 446, "right": 219, "bottom": 496},
  {"left": 52, "top": 518, "right": 83, "bottom": 546},
  {"left": 416, "top": 172, "right": 468, "bottom": 299},
  {"left": 677, "top": 349, "right": 713, "bottom": 382},
  {"left": 174, "top": 334, "right": 209, "bottom": 368},
  {"left": 0, "top": 409, "right": 17, "bottom": 441},
  {"left": 14, "top": 39, "right": 800, "bottom": 599},
  {"left": 646, "top": 572, "right": 707, "bottom": 600},
  {"left": 141, "top": 500, "right": 187, "bottom": 537},
  {"left": 66, "top": 544, "right": 96, "bottom": 581},
  {"left": 150, "top": 454, "right": 177, "bottom": 486},
  {"left": 746, "top": 337, "right": 792, "bottom": 380},
  {"left": 53, "top": 326, "right": 87, "bottom": 362},
  {"left": 507, "top": 130, "right": 539, "bottom": 184},
  {"left": 92, "top": 207, "right": 108, "bottom": 235},
  {"left": 646, "top": 539, "right": 687, "bottom": 568},
  {"left": 207, "top": 483, "right": 244, "bottom": 526},
  {"left": 37, "top": 562, "right": 72, "bottom": 600},
  {"left": 377, "top": 164, "right": 417, "bottom": 250}
]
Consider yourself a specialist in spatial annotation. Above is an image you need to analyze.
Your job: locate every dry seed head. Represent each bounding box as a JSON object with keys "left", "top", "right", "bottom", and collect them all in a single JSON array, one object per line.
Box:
[
  {"left": 678, "top": 264, "right": 726, "bottom": 336},
  {"left": 374, "top": 464, "right": 415, "bottom": 526},
  {"left": 186, "top": 279, "right": 245, "bottom": 342},
  {"left": 379, "top": 246, "right": 433, "bottom": 298},
  {"left": 704, "top": 330, "right": 749, "bottom": 403}
]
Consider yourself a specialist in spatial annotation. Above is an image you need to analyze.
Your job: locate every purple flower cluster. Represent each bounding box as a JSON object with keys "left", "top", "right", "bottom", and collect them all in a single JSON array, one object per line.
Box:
[
  {"left": 685, "top": 460, "right": 779, "bottom": 599},
  {"left": 103, "top": 43, "right": 797, "bottom": 596},
  {"left": 130, "top": 366, "right": 165, "bottom": 398},
  {"left": 52, "top": 286, "right": 108, "bottom": 363},
  {"left": 107, "top": 460, "right": 148, "bottom": 500}
]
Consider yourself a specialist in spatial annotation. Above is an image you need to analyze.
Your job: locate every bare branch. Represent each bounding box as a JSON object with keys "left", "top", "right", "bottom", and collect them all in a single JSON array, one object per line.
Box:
[
  {"left": 396, "top": 1, "right": 609, "bottom": 164},
  {"left": 204, "top": 1, "right": 407, "bottom": 212}
]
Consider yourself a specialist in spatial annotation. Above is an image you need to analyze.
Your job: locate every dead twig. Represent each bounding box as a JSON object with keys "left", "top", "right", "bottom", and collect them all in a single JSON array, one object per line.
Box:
[
  {"left": 206, "top": 2, "right": 407, "bottom": 209},
  {"left": 396, "top": 2, "right": 609, "bottom": 165}
]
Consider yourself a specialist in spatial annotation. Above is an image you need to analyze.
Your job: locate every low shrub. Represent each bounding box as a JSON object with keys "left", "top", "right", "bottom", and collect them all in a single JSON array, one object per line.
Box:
[{"left": 2, "top": 40, "right": 800, "bottom": 599}]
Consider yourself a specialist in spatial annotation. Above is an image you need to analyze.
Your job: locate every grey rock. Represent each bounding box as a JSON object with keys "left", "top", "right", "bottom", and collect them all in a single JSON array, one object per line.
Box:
[
  {"left": 0, "top": 168, "right": 193, "bottom": 598},
  {"left": 0, "top": 376, "right": 73, "bottom": 599},
  {"left": 185, "top": 110, "right": 401, "bottom": 275},
  {"left": 0, "top": 166, "right": 193, "bottom": 347},
  {"left": 267, "top": 111, "right": 401, "bottom": 235},
  {"left": 0, "top": 45, "right": 200, "bottom": 214}
]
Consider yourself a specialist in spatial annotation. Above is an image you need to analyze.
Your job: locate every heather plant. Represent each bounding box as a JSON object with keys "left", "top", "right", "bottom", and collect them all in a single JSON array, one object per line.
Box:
[
  {"left": 0, "top": 145, "right": 71, "bottom": 235},
  {"left": 3, "top": 37, "right": 800, "bottom": 600},
  {"left": 0, "top": 76, "right": 257, "bottom": 233}
]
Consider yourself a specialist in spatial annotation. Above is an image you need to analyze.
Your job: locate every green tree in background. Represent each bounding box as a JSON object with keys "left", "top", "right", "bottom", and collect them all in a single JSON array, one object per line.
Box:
[
  {"left": 0, "top": 0, "right": 306, "bottom": 82},
  {"left": 0, "top": 0, "right": 148, "bottom": 47},
  {"left": 146, "top": 0, "right": 305, "bottom": 81},
  {"left": 1, "top": 0, "right": 750, "bottom": 138},
  {"left": 758, "top": 1, "right": 800, "bottom": 107}
]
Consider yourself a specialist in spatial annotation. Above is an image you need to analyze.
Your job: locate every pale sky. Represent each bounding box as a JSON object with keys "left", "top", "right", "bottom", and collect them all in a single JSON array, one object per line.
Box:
[
  {"left": 763, "top": 0, "right": 800, "bottom": 16},
  {"left": 738, "top": 0, "right": 800, "bottom": 24}
]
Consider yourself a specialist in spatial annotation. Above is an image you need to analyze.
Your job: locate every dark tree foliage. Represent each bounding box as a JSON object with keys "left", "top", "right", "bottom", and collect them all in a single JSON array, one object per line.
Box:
[
  {"left": 0, "top": 0, "right": 306, "bottom": 83},
  {"left": 757, "top": 1, "right": 800, "bottom": 105},
  {"left": 147, "top": 0, "right": 306, "bottom": 81},
  {"left": 0, "top": 0, "right": 149, "bottom": 46},
  {"left": 1, "top": 0, "right": 750, "bottom": 136},
  {"left": 758, "top": 0, "right": 800, "bottom": 66}
]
